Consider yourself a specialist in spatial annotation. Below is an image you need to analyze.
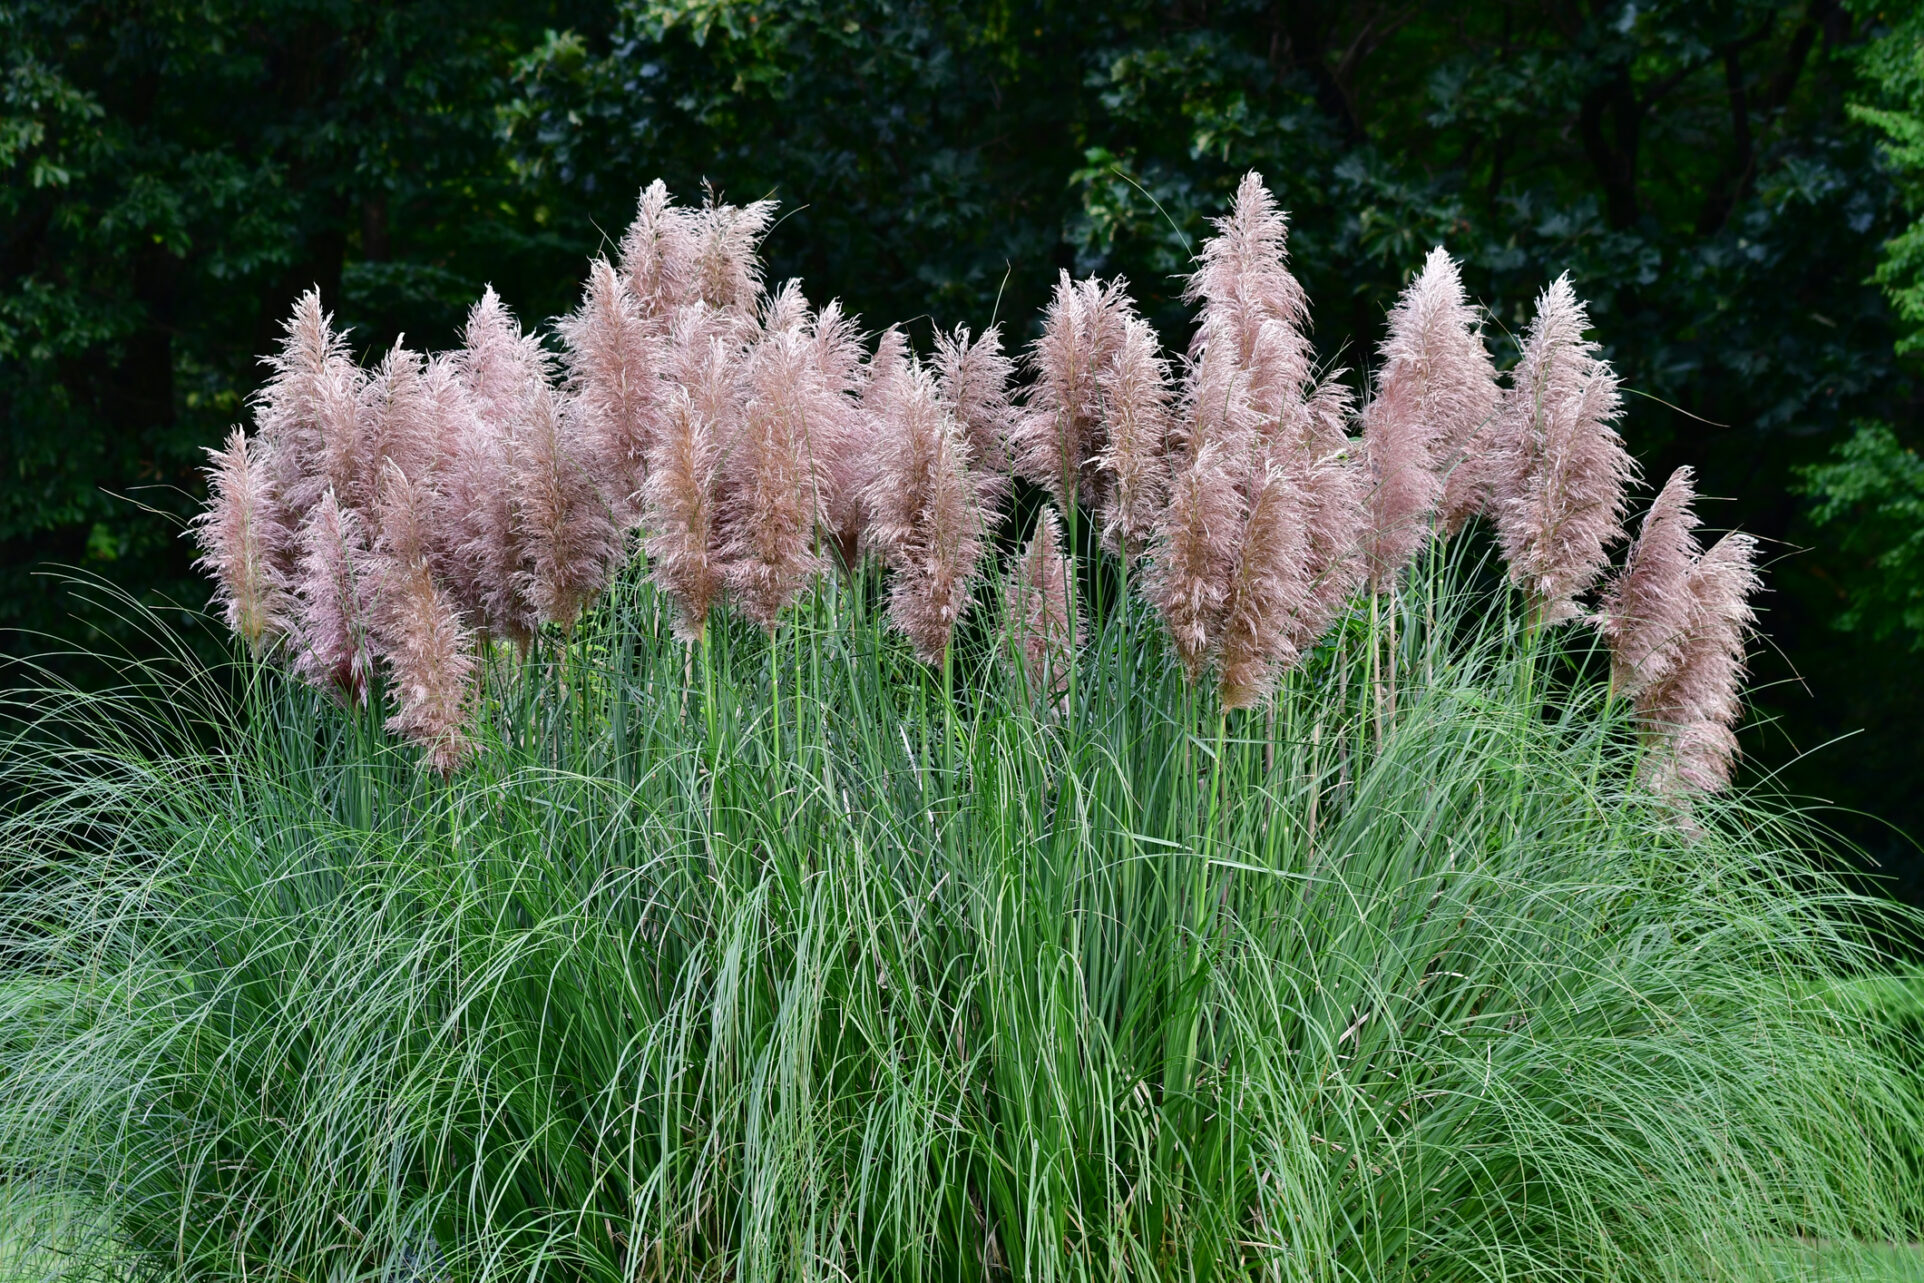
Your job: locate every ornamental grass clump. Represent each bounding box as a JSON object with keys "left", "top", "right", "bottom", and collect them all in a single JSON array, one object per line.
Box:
[{"left": 8, "top": 173, "right": 1917, "bottom": 1282}]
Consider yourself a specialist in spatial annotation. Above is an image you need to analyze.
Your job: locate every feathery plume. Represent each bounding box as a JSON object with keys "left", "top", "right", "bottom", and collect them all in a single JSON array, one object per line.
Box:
[
  {"left": 1094, "top": 314, "right": 1173, "bottom": 559},
  {"left": 1364, "top": 248, "right": 1499, "bottom": 585},
  {"left": 645, "top": 318, "right": 740, "bottom": 641},
  {"left": 692, "top": 188, "right": 778, "bottom": 318},
  {"left": 933, "top": 323, "right": 1016, "bottom": 496},
  {"left": 1636, "top": 532, "right": 1761, "bottom": 795},
  {"left": 1149, "top": 441, "right": 1246, "bottom": 683},
  {"left": 1289, "top": 375, "right": 1368, "bottom": 652},
  {"left": 290, "top": 487, "right": 371, "bottom": 705},
  {"left": 1216, "top": 451, "right": 1312, "bottom": 709},
  {"left": 559, "top": 258, "right": 662, "bottom": 526},
  {"left": 253, "top": 289, "right": 361, "bottom": 543},
  {"left": 1597, "top": 466, "right": 1701, "bottom": 699},
  {"left": 760, "top": 279, "right": 813, "bottom": 338},
  {"left": 823, "top": 326, "right": 911, "bottom": 569},
  {"left": 451, "top": 288, "right": 550, "bottom": 645},
  {"left": 644, "top": 383, "right": 727, "bottom": 644},
  {"left": 722, "top": 328, "right": 825, "bottom": 630},
  {"left": 1006, "top": 507, "right": 1080, "bottom": 702},
  {"left": 1011, "top": 273, "right": 1130, "bottom": 513},
  {"left": 801, "top": 298, "right": 872, "bottom": 567},
  {"left": 1185, "top": 172, "right": 1314, "bottom": 423},
  {"left": 194, "top": 428, "right": 292, "bottom": 648},
  {"left": 515, "top": 386, "right": 622, "bottom": 633},
  {"left": 351, "top": 341, "right": 434, "bottom": 513},
  {"left": 1489, "top": 276, "right": 1636, "bottom": 625},
  {"left": 366, "top": 463, "right": 475, "bottom": 775},
  {"left": 618, "top": 179, "right": 699, "bottom": 321},
  {"left": 865, "top": 359, "right": 988, "bottom": 664}
]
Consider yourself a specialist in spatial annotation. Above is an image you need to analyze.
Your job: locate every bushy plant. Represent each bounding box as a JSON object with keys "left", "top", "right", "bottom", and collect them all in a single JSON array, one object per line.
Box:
[{"left": 1, "top": 174, "right": 1917, "bottom": 1280}]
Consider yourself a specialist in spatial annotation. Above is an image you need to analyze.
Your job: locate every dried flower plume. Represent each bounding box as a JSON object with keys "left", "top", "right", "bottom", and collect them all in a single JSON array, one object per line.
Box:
[
  {"left": 559, "top": 257, "right": 662, "bottom": 525},
  {"left": 194, "top": 428, "right": 291, "bottom": 648},
  {"left": 1364, "top": 248, "right": 1498, "bottom": 586},
  {"left": 1597, "top": 466, "right": 1701, "bottom": 699},
  {"left": 1636, "top": 532, "right": 1761, "bottom": 795},
  {"left": 865, "top": 358, "right": 988, "bottom": 664},
  {"left": 366, "top": 463, "right": 475, "bottom": 775},
  {"left": 291, "top": 487, "right": 371, "bottom": 704},
  {"left": 1490, "top": 276, "right": 1636, "bottom": 625}
]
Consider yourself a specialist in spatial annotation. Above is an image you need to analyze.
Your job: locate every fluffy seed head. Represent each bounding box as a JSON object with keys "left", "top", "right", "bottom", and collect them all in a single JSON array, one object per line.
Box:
[
  {"left": 194, "top": 428, "right": 292, "bottom": 649},
  {"left": 1598, "top": 466, "right": 1701, "bottom": 699},
  {"left": 1216, "top": 450, "right": 1312, "bottom": 710},
  {"left": 351, "top": 341, "right": 434, "bottom": 513},
  {"left": 1490, "top": 276, "right": 1637, "bottom": 625},
  {"left": 618, "top": 180, "right": 699, "bottom": 321},
  {"left": 1094, "top": 314, "right": 1173, "bottom": 560},
  {"left": 290, "top": 487, "right": 371, "bottom": 704},
  {"left": 1006, "top": 507, "right": 1081, "bottom": 702},
  {"left": 514, "top": 386, "right": 622, "bottom": 633},
  {"left": 722, "top": 327, "right": 826, "bottom": 630},
  {"left": 865, "top": 358, "right": 988, "bottom": 664},
  {"left": 366, "top": 463, "right": 476, "bottom": 775},
  {"left": 1365, "top": 248, "right": 1499, "bottom": 585},
  {"left": 558, "top": 257, "right": 662, "bottom": 526},
  {"left": 1149, "top": 441, "right": 1246, "bottom": 683},
  {"left": 253, "top": 289, "right": 361, "bottom": 543},
  {"left": 1636, "top": 531, "right": 1762, "bottom": 795},
  {"left": 1012, "top": 273, "right": 1131, "bottom": 513},
  {"left": 933, "top": 323, "right": 1017, "bottom": 496},
  {"left": 1185, "top": 172, "right": 1315, "bottom": 424},
  {"left": 692, "top": 189, "right": 778, "bottom": 318}
]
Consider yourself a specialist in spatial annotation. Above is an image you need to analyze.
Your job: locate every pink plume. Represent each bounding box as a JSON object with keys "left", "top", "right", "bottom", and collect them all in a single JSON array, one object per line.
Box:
[
  {"left": 933, "top": 323, "right": 1017, "bottom": 501},
  {"left": 618, "top": 180, "right": 699, "bottom": 321},
  {"left": 253, "top": 289, "right": 361, "bottom": 545},
  {"left": 1094, "top": 314, "right": 1173, "bottom": 560},
  {"left": 1184, "top": 172, "right": 1314, "bottom": 424},
  {"left": 290, "top": 487, "right": 372, "bottom": 705},
  {"left": 194, "top": 428, "right": 292, "bottom": 649},
  {"left": 1006, "top": 506, "right": 1081, "bottom": 701},
  {"left": 864, "top": 357, "right": 989, "bottom": 664},
  {"left": 721, "top": 327, "right": 826, "bottom": 630},
  {"left": 1598, "top": 466, "right": 1701, "bottom": 699},
  {"left": 514, "top": 384, "right": 622, "bottom": 633},
  {"left": 559, "top": 257, "right": 663, "bottom": 527},
  {"left": 1636, "top": 531, "right": 1762, "bottom": 795},
  {"left": 823, "top": 326, "right": 911, "bottom": 569},
  {"left": 1364, "top": 248, "right": 1498, "bottom": 586},
  {"left": 1011, "top": 273, "right": 1130, "bottom": 514},
  {"left": 1149, "top": 440, "right": 1245, "bottom": 683},
  {"left": 366, "top": 462, "right": 476, "bottom": 775},
  {"left": 452, "top": 288, "right": 548, "bottom": 646},
  {"left": 351, "top": 341, "right": 434, "bottom": 514},
  {"left": 1216, "top": 449, "right": 1312, "bottom": 710},
  {"left": 692, "top": 189, "right": 778, "bottom": 318},
  {"left": 1490, "top": 276, "right": 1637, "bottom": 625},
  {"left": 1290, "top": 374, "right": 1367, "bottom": 652}
]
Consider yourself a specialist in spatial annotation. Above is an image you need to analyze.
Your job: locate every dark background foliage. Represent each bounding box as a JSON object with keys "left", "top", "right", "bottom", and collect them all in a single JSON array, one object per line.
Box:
[{"left": 4, "top": 0, "right": 1920, "bottom": 901}]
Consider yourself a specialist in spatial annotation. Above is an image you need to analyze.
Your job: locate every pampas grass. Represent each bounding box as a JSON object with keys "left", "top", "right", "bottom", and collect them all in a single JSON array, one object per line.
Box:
[{"left": 1, "top": 540, "right": 1913, "bottom": 1282}]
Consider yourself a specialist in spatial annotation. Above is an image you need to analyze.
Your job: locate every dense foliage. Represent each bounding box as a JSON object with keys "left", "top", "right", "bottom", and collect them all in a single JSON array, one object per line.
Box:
[
  {"left": 2, "top": 556, "right": 1918, "bottom": 1280},
  {"left": 4, "top": 0, "right": 1921, "bottom": 885}
]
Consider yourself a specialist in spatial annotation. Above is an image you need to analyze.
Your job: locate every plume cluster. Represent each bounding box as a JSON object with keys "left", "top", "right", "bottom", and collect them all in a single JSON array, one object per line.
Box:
[
  {"left": 1486, "top": 276, "right": 1636, "bottom": 625},
  {"left": 1361, "top": 248, "right": 1499, "bottom": 588},
  {"left": 1598, "top": 469, "right": 1762, "bottom": 795},
  {"left": 197, "top": 173, "right": 1760, "bottom": 794},
  {"left": 1149, "top": 171, "right": 1366, "bottom": 706}
]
